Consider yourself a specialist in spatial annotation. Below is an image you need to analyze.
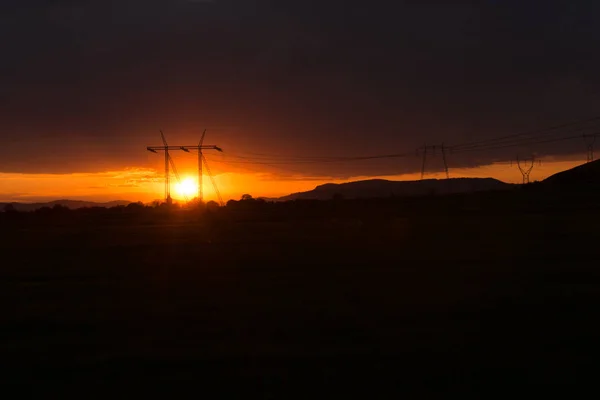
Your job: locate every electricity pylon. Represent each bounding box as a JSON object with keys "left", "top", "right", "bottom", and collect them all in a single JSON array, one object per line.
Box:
[
  {"left": 418, "top": 144, "right": 449, "bottom": 180},
  {"left": 179, "top": 129, "right": 223, "bottom": 202},
  {"left": 147, "top": 130, "right": 223, "bottom": 204},
  {"left": 146, "top": 131, "right": 188, "bottom": 204},
  {"left": 516, "top": 155, "right": 536, "bottom": 184},
  {"left": 179, "top": 130, "right": 224, "bottom": 204},
  {"left": 145, "top": 131, "right": 174, "bottom": 203},
  {"left": 584, "top": 134, "right": 597, "bottom": 163}
]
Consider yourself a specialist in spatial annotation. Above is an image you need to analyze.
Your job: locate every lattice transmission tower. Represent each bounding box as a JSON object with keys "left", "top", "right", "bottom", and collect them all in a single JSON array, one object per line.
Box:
[
  {"left": 515, "top": 155, "right": 538, "bottom": 184},
  {"left": 584, "top": 134, "right": 597, "bottom": 163},
  {"left": 147, "top": 130, "right": 224, "bottom": 204},
  {"left": 418, "top": 143, "right": 450, "bottom": 180}
]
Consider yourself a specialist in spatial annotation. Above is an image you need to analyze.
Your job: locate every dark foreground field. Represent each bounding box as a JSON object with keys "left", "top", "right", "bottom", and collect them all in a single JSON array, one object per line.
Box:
[{"left": 1, "top": 199, "right": 600, "bottom": 397}]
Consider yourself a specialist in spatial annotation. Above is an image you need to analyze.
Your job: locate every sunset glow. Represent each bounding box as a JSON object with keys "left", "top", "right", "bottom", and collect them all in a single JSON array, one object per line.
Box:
[
  {"left": 175, "top": 177, "right": 199, "bottom": 199},
  {"left": 0, "top": 159, "right": 589, "bottom": 204}
]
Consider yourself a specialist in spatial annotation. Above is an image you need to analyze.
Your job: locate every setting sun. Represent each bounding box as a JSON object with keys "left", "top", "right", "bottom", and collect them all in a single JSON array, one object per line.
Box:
[{"left": 175, "top": 177, "right": 198, "bottom": 199}]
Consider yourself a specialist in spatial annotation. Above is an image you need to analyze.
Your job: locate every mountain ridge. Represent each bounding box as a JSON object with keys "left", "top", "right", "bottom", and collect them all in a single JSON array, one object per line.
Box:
[
  {"left": 278, "top": 177, "right": 513, "bottom": 201},
  {"left": 542, "top": 159, "right": 600, "bottom": 187}
]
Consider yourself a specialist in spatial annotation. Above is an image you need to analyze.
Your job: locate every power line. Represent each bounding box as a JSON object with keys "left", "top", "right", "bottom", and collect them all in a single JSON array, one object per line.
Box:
[
  {"left": 210, "top": 156, "right": 311, "bottom": 176},
  {"left": 450, "top": 115, "right": 600, "bottom": 151},
  {"left": 144, "top": 115, "right": 600, "bottom": 189},
  {"left": 219, "top": 131, "right": 586, "bottom": 169},
  {"left": 451, "top": 132, "right": 592, "bottom": 155},
  {"left": 450, "top": 125, "right": 595, "bottom": 154},
  {"left": 222, "top": 151, "right": 351, "bottom": 161},
  {"left": 207, "top": 116, "right": 600, "bottom": 169},
  {"left": 173, "top": 115, "right": 600, "bottom": 171},
  {"left": 215, "top": 151, "right": 416, "bottom": 165},
  {"left": 197, "top": 132, "right": 586, "bottom": 183}
]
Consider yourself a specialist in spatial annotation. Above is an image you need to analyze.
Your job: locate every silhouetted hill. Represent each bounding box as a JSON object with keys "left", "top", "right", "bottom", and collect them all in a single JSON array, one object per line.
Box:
[
  {"left": 1, "top": 200, "right": 131, "bottom": 212},
  {"left": 278, "top": 178, "right": 512, "bottom": 201},
  {"left": 542, "top": 159, "right": 600, "bottom": 188}
]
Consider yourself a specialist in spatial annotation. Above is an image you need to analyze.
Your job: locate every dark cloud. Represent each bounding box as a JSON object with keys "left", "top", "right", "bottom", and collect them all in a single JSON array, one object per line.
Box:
[{"left": 3, "top": 0, "right": 600, "bottom": 176}]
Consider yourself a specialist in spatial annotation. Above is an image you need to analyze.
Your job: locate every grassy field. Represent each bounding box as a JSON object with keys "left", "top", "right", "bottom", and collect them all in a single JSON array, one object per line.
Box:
[{"left": 1, "top": 203, "right": 600, "bottom": 396}]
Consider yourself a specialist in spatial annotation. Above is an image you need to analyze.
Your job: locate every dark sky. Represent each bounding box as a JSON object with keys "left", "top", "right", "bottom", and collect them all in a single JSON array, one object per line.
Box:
[{"left": 2, "top": 0, "right": 600, "bottom": 176}]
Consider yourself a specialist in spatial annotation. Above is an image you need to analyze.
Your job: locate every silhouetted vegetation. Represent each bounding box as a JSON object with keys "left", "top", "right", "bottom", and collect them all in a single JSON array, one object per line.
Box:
[
  {"left": 3, "top": 182, "right": 600, "bottom": 228},
  {"left": 2, "top": 182, "right": 600, "bottom": 396}
]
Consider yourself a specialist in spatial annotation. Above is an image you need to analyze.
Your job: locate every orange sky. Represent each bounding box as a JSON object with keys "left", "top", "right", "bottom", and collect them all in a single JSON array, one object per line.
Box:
[{"left": 0, "top": 156, "right": 587, "bottom": 203}]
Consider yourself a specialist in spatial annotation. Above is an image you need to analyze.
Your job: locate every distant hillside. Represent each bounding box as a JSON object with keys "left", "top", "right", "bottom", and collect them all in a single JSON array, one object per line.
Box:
[
  {"left": 543, "top": 159, "right": 600, "bottom": 188},
  {"left": 278, "top": 178, "right": 512, "bottom": 201},
  {"left": 1, "top": 200, "right": 131, "bottom": 212}
]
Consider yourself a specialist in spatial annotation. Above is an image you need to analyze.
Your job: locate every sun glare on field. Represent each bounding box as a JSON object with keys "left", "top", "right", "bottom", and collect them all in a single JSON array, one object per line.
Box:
[{"left": 175, "top": 177, "right": 198, "bottom": 198}]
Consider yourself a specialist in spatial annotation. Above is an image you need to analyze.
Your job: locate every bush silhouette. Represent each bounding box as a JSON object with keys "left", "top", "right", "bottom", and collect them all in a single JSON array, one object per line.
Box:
[
  {"left": 206, "top": 201, "right": 220, "bottom": 212},
  {"left": 3, "top": 204, "right": 17, "bottom": 213}
]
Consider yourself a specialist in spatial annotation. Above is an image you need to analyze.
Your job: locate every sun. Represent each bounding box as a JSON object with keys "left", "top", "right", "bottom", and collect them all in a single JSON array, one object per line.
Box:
[{"left": 175, "top": 177, "right": 198, "bottom": 199}]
